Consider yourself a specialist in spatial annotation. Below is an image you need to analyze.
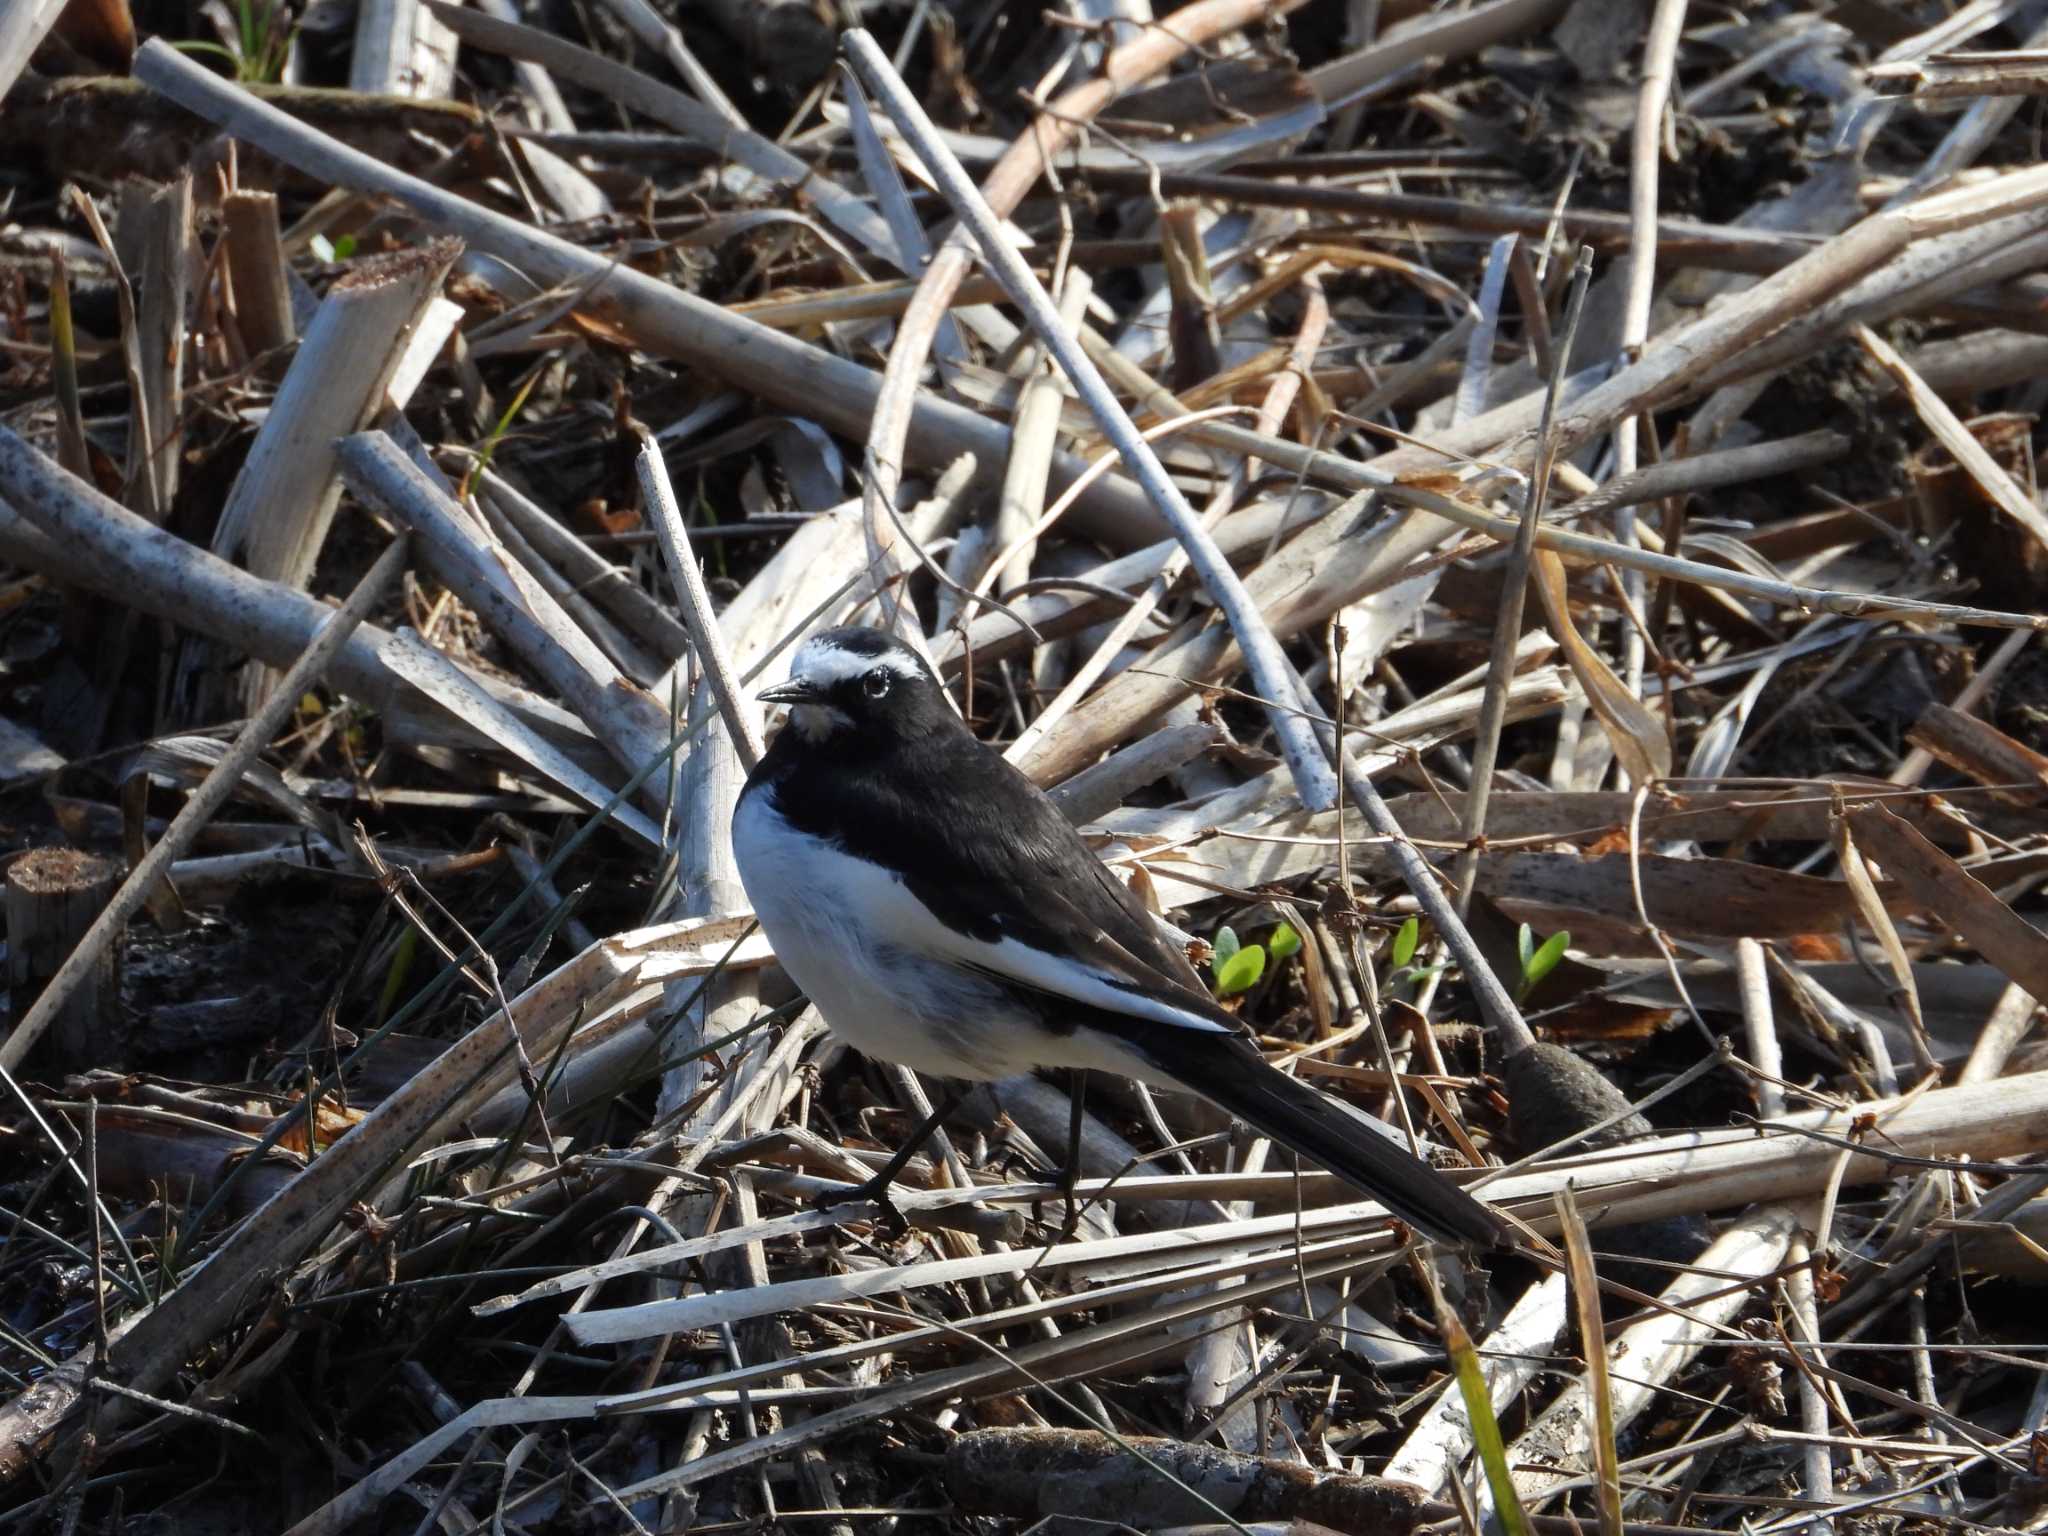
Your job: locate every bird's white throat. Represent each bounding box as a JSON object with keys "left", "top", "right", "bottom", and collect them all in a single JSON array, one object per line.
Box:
[{"left": 786, "top": 701, "right": 851, "bottom": 741}]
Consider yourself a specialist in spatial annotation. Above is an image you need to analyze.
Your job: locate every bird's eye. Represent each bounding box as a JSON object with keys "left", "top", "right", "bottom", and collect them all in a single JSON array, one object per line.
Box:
[{"left": 863, "top": 669, "right": 892, "bottom": 700}]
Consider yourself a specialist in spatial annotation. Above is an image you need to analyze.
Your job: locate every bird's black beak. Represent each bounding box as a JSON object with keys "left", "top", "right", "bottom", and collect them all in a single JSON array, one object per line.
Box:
[{"left": 758, "top": 679, "right": 820, "bottom": 706}]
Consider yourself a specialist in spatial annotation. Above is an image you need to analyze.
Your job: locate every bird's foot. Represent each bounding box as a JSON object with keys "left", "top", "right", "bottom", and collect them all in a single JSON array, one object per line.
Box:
[
  {"left": 1031, "top": 1161, "right": 1085, "bottom": 1243},
  {"left": 814, "top": 1174, "right": 910, "bottom": 1236}
]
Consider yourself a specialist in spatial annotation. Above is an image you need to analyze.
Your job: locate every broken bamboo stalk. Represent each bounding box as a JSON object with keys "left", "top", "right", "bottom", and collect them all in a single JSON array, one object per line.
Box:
[
  {"left": 220, "top": 189, "right": 296, "bottom": 363},
  {"left": 114, "top": 174, "right": 192, "bottom": 524},
  {"left": 215, "top": 242, "right": 460, "bottom": 597}
]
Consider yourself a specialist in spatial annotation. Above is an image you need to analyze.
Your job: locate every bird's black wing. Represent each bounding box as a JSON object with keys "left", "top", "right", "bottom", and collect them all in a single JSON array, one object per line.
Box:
[
  {"left": 895, "top": 741, "right": 1511, "bottom": 1250},
  {"left": 910, "top": 732, "right": 1243, "bottom": 1033},
  {"left": 770, "top": 724, "right": 1512, "bottom": 1249},
  {"left": 775, "top": 723, "right": 1240, "bottom": 1035}
]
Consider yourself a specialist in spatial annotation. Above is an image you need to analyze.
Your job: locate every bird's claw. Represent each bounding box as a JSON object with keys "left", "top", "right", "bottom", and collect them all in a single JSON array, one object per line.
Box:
[
  {"left": 1031, "top": 1162, "right": 1085, "bottom": 1242},
  {"left": 814, "top": 1176, "right": 910, "bottom": 1237}
]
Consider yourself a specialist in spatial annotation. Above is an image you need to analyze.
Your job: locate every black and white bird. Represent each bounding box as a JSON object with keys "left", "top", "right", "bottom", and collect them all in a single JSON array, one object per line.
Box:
[{"left": 731, "top": 625, "right": 1509, "bottom": 1250}]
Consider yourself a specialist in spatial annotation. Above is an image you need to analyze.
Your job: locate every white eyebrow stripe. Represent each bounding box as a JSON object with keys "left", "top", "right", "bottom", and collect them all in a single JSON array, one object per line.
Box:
[{"left": 791, "top": 640, "right": 924, "bottom": 688}]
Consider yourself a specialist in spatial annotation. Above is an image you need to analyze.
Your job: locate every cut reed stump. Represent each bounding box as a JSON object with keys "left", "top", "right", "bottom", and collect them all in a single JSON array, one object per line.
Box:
[{"left": 4, "top": 846, "right": 123, "bottom": 1069}]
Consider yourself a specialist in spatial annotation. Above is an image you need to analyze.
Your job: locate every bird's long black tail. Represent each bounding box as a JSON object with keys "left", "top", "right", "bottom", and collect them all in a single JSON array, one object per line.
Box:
[{"left": 1158, "top": 1034, "right": 1510, "bottom": 1251}]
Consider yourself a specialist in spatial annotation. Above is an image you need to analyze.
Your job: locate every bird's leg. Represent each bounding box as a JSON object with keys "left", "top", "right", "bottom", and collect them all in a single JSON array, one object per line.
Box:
[
  {"left": 816, "top": 1084, "right": 966, "bottom": 1234},
  {"left": 1036, "top": 1071, "right": 1088, "bottom": 1240}
]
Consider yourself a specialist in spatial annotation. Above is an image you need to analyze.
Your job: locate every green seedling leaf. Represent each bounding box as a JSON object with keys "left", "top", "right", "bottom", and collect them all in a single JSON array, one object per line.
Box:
[
  {"left": 1517, "top": 921, "right": 1536, "bottom": 970},
  {"left": 1211, "top": 924, "right": 1240, "bottom": 968},
  {"left": 376, "top": 925, "right": 418, "bottom": 1027},
  {"left": 1391, "top": 915, "right": 1420, "bottom": 968},
  {"left": 461, "top": 365, "right": 542, "bottom": 499},
  {"left": 47, "top": 250, "right": 88, "bottom": 477},
  {"left": 1440, "top": 1299, "right": 1531, "bottom": 1536},
  {"left": 167, "top": 39, "right": 240, "bottom": 65},
  {"left": 1268, "top": 921, "right": 1301, "bottom": 959},
  {"left": 1517, "top": 928, "right": 1571, "bottom": 1001},
  {"left": 1215, "top": 943, "right": 1266, "bottom": 996},
  {"left": 1557, "top": 1185, "right": 1623, "bottom": 1536},
  {"left": 1387, "top": 962, "right": 1446, "bottom": 991}
]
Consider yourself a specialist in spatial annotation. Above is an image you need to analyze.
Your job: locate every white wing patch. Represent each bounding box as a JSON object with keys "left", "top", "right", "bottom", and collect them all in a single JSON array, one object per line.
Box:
[
  {"left": 828, "top": 840, "right": 1234, "bottom": 1037},
  {"left": 971, "top": 930, "right": 1236, "bottom": 1035}
]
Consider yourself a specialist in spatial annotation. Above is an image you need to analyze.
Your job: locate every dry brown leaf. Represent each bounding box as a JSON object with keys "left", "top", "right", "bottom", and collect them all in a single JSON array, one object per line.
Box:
[
  {"left": 46, "top": 0, "right": 135, "bottom": 73},
  {"left": 1532, "top": 548, "right": 1672, "bottom": 785},
  {"left": 1834, "top": 809, "right": 1932, "bottom": 1070},
  {"left": 1906, "top": 702, "right": 2048, "bottom": 799},
  {"left": 275, "top": 1097, "right": 370, "bottom": 1156},
  {"left": 1860, "top": 325, "right": 2048, "bottom": 558},
  {"left": 1848, "top": 802, "right": 2048, "bottom": 1006},
  {"left": 1481, "top": 851, "right": 1903, "bottom": 942}
]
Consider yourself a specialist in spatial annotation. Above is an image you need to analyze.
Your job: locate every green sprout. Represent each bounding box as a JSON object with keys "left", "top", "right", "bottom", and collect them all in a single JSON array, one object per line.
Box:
[
  {"left": 1516, "top": 922, "right": 1571, "bottom": 1002},
  {"left": 1211, "top": 921, "right": 1301, "bottom": 997},
  {"left": 171, "top": 0, "right": 295, "bottom": 83},
  {"left": 1380, "top": 915, "right": 1443, "bottom": 996}
]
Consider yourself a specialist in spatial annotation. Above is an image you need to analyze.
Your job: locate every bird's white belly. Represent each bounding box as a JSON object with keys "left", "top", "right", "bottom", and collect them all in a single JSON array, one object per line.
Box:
[{"left": 733, "top": 785, "right": 1053, "bottom": 1079}]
